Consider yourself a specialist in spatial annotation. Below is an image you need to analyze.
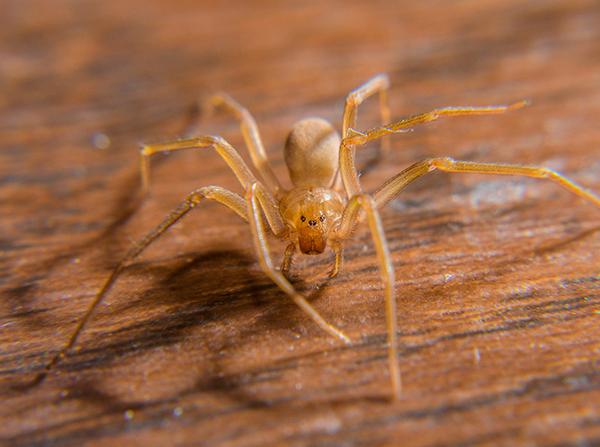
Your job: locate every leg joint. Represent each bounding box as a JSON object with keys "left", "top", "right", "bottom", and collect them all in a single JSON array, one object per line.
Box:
[
  {"left": 428, "top": 157, "right": 455, "bottom": 170},
  {"left": 205, "top": 135, "right": 227, "bottom": 147},
  {"left": 539, "top": 167, "right": 555, "bottom": 178},
  {"left": 187, "top": 186, "right": 218, "bottom": 205},
  {"left": 354, "top": 193, "right": 377, "bottom": 209},
  {"left": 345, "top": 94, "right": 358, "bottom": 107},
  {"left": 140, "top": 144, "right": 153, "bottom": 156}
]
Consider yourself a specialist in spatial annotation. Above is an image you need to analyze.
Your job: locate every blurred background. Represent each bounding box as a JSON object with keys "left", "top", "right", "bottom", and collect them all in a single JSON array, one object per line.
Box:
[{"left": 2, "top": 1, "right": 600, "bottom": 446}]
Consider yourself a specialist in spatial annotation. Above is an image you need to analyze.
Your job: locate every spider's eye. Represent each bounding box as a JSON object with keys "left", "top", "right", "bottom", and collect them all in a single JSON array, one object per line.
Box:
[
  {"left": 300, "top": 215, "right": 306, "bottom": 222},
  {"left": 319, "top": 215, "right": 325, "bottom": 222}
]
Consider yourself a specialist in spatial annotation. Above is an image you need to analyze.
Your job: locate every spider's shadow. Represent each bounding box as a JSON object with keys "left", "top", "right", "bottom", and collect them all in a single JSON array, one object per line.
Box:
[
  {"left": 41, "top": 366, "right": 388, "bottom": 445},
  {"left": 5, "top": 108, "right": 203, "bottom": 333},
  {"left": 4, "top": 163, "right": 145, "bottom": 332},
  {"left": 31, "top": 247, "right": 332, "bottom": 382}
]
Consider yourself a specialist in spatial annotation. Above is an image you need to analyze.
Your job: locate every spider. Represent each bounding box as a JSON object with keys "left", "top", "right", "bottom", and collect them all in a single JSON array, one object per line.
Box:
[{"left": 39, "top": 74, "right": 600, "bottom": 399}]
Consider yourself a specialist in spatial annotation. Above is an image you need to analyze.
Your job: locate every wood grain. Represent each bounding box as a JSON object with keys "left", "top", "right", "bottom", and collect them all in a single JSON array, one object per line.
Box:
[{"left": 1, "top": 1, "right": 600, "bottom": 446}]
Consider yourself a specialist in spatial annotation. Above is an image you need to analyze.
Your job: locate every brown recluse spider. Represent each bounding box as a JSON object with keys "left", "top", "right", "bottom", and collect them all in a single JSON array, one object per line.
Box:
[{"left": 38, "top": 74, "right": 600, "bottom": 399}]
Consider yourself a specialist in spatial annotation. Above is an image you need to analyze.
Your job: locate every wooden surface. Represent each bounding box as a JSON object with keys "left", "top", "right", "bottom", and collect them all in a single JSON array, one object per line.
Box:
[{"left": 2, "top": 1, "right": 600, "bottom": 446}]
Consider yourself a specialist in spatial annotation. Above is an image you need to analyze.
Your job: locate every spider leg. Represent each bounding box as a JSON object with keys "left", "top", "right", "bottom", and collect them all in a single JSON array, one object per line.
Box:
[
  {"left": 140, "top": 136, "right": 285, "bottom": 235},
  {"left": 35, "top": 186, "right": 247, "bottom": 384},
  {"left": 246, "top": 183, "right": 352, "bottom": 344},
  {"left": 141, "top": 135, "right": 255, "bottom": 193},
  {"left": 343, "top": 73, "right": 392, "bottom": 153},
  {"left": 332, "top": 194, "right": 401, "bottom": 399},
  {"left": 334, "top": 74, "right": 392, "bottom": 190},
  {"left": 329, "top": 158, "right": 598, "bottom": 398},
  {"left": 373, "top": 157, "right": 600, "bottom": 209},
  {"left": 339, "top": 100, "right": 528, "bottom": 198},
  {"left": 202, "top": 93, "right": 283, "bottom": 194}
]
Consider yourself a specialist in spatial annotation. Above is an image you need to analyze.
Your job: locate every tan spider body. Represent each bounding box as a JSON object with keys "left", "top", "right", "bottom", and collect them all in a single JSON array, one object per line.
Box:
[
  {"left": 281, "top": 117, "right": 345, "bottom": 257},
  {"left": 38, "top": 74, "right": 600, "bottom": 399}
]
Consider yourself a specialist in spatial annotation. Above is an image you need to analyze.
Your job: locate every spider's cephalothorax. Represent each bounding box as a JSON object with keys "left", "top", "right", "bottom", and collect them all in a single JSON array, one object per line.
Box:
[
  {"left": 280, "top": 118, "right": 345, "bottom": 255},
  {"left": 280, "top": 186, "right": 344, "bottom": 254},
  {"left": 39, "top": 73, "right": 600, "bottom": 400}
]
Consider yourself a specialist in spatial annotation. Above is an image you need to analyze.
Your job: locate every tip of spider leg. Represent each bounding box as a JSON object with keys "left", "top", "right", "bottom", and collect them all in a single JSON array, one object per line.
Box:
[
  {"left": 19, "top": 371, "right": 48, "bottom": 390},
  {"left": 34, "top": 372, "right": 48, "bottom": 384},
  {"left": 509, "top": 99, "right": 531, "bottom": 110},
  {"left": 340, "top": 333, "right": 352, "bottom": 345}
]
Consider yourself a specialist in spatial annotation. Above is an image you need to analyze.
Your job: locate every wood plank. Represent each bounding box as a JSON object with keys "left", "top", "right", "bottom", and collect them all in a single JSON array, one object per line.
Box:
[{"left": 2, "top": 1, "right": 600, "bottom": 445}]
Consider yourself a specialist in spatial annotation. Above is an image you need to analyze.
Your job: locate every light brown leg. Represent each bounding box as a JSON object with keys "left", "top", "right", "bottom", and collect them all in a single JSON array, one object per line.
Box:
[
  {"left": 340, "top": 101, "right": 528, "bottom": 198},
  {"left": 333, "top": 194, "right": 401, "bottom": 399},
  {"left": 246, "top": 183, "right": 352, "bottom": 344},
  {"left": 140, "top": 136, "right": 255, "bottom": 193},
  {"left": 331, "top": 157, "right": 599, "bottom": 398},
  {"left": 35, "top": 186, "right": 247, "bottom": 383},
  {"left": 373, "top": 157, "right": 600, "bottom": 209},
  {"left": 335, "top": 74, "right": 392, "bottom": 190},
  {"left": 140, "top": 136, "right": 285, "bottom": 234},
  {"left": 342, "top": 73, "right": 392, "bottom": 152},
  {"left": 203, "top": 93, "right": 283, "bottom": 194}
]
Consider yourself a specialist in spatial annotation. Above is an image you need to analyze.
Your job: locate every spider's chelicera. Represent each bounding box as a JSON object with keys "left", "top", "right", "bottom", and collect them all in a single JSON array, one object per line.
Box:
[{"left": 39, "top": 74, "right": 600, "bottom": 399}]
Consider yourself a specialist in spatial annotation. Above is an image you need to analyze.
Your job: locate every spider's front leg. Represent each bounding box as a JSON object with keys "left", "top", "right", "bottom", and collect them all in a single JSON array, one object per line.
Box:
[{"left": 246, "top": 183, "right": 352, "bottom": 345}]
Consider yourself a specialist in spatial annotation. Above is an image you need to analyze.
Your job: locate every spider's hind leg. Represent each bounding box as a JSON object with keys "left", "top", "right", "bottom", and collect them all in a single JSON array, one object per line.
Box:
[
  {"left": 202, "top": 93, "right": 283, "bottom": 194},
  {"left": 335, "top": 74, "right": 392, "bottom": 190},
  {"left": 343, "top": 73, "right": 392, "bottom": 154}
]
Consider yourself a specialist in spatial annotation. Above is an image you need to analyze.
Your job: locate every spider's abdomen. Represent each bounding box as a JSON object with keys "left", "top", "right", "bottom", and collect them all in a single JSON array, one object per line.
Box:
[{"left": 284, "top": 118, "right": 341, "bottom": 188}]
